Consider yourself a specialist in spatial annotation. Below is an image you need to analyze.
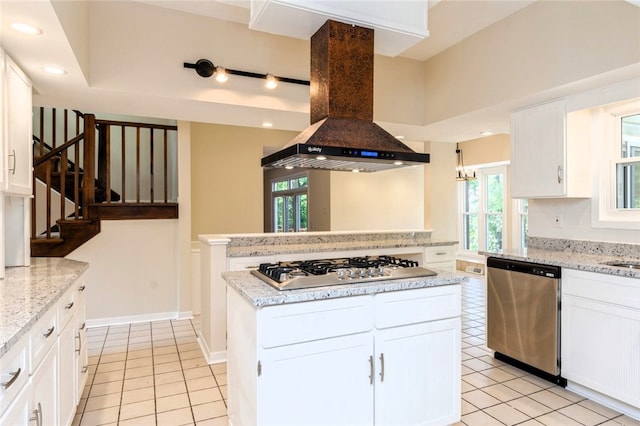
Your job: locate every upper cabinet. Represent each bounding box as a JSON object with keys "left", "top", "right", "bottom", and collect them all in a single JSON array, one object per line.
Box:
[
  {"left": 510, "top": 99, "right": 591, "bottom": 199},
  {"left": 2, "top": 50, "right": 33, "bottom": 196}
]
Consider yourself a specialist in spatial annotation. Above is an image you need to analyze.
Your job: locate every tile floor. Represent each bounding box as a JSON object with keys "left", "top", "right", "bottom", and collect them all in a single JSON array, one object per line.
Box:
[{"left": 74, "top": 275, "right": 640, "bottom": 425}]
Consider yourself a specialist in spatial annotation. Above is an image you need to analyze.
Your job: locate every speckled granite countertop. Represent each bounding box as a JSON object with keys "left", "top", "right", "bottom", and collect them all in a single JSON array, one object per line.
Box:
[
  {"left": 480, "top": 237, "right": 640, "bottom": 279},
  {"left": 199, "top": 230, "right": 457, "bottom": 257},
  {"left": 223, "top": 270, "right": 467, "bottom": 307},
  {"left": 0, "top": 258, "right": 89, "bottom": 358}
]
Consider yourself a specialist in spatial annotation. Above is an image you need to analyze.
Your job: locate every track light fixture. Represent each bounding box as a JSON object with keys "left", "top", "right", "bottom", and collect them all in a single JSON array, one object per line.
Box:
[{"left": 183, "top": 59, "right": 309, "bottom": 87}]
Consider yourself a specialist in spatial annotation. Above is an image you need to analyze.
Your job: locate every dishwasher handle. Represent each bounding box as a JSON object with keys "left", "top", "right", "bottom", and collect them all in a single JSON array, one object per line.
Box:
[{"left": 487, "top": 257, "right": 561, "bottom": 279}]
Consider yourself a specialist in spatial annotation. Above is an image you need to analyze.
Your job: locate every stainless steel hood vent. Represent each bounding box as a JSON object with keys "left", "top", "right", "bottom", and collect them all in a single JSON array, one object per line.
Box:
[{"left": 261, "top": 20, "right": 430, "bottom": 172}]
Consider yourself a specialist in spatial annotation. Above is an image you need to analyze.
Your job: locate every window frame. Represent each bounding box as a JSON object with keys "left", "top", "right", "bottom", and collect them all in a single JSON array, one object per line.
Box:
[
  {"left": 270, "top": 173, "right": 309, "bottom": 233},
  {"left": 592, "top": 99, "right": 640, "bottom": 229}
]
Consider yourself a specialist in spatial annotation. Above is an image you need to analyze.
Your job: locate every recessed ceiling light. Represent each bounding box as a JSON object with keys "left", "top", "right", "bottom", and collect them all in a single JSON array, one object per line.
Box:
[
  {"left": 11, "top": 22, "right": 43, "bottom": 35},
  {"left": 262, "top": 122, "right": 273, "bottom": 127},
  {"left": 285, "top": 165, "right": 294, "bottom": 170},
  {"left": 394, "top": 161, "right": 403, "bottom": 166},
  {"left": 352, "top": 169, "right": 360, "bottom": 173},
  {"left": 480, "top": 130, "right": 494, "bottom": 137},
  {"left": 316, "top": 156, "right": 327, "bottom": 161},
  {"left": 265, "top": 74, "right": 278, "bottom": 89},
  {"left": 43, "top": 66, "right": 67, "bottom": 75}
]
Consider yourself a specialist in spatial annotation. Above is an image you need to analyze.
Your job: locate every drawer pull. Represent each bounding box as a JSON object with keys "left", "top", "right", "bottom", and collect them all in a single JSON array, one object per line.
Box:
[
  {"left": 65, "top": 302, "right": 74, "bottom": 310},
  {"left": 379, "top": 353, "right": 385, "bottom": 382},
  {"left": 9, "top": 149, "right": 16, "bottom": 175},
  {"left": 29, "top": 402, "right": 42, "bottom": 426},
  {"left": 2, "top": 367, "right": 21, "bottom": 389},
  {"left": 75, "top": 331, "right": 82, "bottom": 354},
  {"left": 435, "top": 251, "right": 447, "bottom": 256},
  {"left": 82, "top": 365, "right": 88, "bottom": 374},
  {"left": 78, "top": 285, "right": 86, "bottom": 292},
  {"left": 79, "top": 322, "right": 86, "bottom": 330},
  {"left": 42, "top": 326, "right": 55, "bottom": 338}
]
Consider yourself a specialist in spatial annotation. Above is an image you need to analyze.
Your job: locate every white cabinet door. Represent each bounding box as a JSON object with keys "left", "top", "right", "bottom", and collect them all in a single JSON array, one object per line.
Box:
[
  {"left": 31, "top": 346, "right": 57, "bottom": 426},
  {"left": 0, "top": 385, "right": 29, "bottom": 425},
  {"left": 0, "top": 49, "right": 6, "bottom": 191},
  {"left": 562, "top": 294, "right": 640, "bottom": 408},
  {"left": 258, "top": 333, "right": 374, "bottom": 426},
  {"left": 58, "top": 314, "right": 77, "bottom": 426},
  {"left": 374, "top": 318, "right": 461, "bottom": 426},
  {"left": 511, "top": 100, "right": 566, "bottom": 198},
  {"left": 4, "top": 54, "right": 32, "bottom": 196}
]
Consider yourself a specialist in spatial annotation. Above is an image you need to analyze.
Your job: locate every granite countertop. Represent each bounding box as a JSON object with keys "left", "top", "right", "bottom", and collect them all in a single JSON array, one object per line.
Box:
[
  {"left": 0, "top": 258, "right": 89, "bottom": 358},
  {"left": 199, "top": 230, "right": 457, "bottom": 257},
  {"left": 480, "top": 247, "right": 640, "bottom": 279},
  {"left": 223, "top": 270, "right": 467, "bottom": 307}
]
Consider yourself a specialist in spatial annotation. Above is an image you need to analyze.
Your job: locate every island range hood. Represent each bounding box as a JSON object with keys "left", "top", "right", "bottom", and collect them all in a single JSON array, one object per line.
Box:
[{"left": 261, "top": 20, "right": 430, "bottom": 173}]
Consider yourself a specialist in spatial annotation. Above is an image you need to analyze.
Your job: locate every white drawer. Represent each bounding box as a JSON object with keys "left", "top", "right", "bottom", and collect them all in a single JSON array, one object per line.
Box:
[
  {"left": 563, "top": 269, "right": 640, "bottom": 309},
  {"left": 374, "top": 285, "right": 461, "bottom": 329},
  {"left": 424, "top": 245, "right": 456, "bottom": 263},
  {"left": 30, "top": 306, "right": 57, "bottom": 373},
  {"left": 58, "top": 284, "right": 78, "bottom": 331},
  {"left": 259, "top": 296, "right": 372, "bottom": 348},
  {"left": 0, "top": 334, "right": 29, "bottom": 414}
]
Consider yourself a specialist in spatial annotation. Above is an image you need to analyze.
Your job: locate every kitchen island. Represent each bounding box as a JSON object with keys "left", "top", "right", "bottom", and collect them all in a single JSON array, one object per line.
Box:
[{"left": 223, "top": 270, "right": 466, "bottom": 426}]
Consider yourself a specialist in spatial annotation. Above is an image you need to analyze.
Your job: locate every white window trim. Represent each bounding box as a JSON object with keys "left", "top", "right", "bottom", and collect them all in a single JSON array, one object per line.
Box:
[
  {"left": 457, "top": 164, "right": 509, "bottom": 255},
  {"left": 591, "top": 99, "right": 640, "bottom": 229}
]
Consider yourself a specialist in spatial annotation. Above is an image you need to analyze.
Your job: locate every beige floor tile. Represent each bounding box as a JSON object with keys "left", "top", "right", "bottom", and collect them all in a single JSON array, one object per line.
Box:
[
  {"left": 520, "top": 374, "right": 555, "bottom": 390},
  {"left": 461, "top": 380, "right": 476, "bottom": 393},
  {"left": 125, "top": 356, "right": 153, "bottom": 369},
  {"left": 506, "top": 396, "right": 553, "bottom": 418},
  {"left": 118, "top": 414, "right": 157, "bottom": 426},
  {"left": 214, "top": 373, "right": 227, "bottom": 386},
  {"left": 128, "top": 342, "right": 153, "bottom": 351},
  {"left": 89, "top": 380, "right": 124, "bottom": 397},
  {"left": 559, "top": 403, "right": 609, "bottom": 426},
  {"left": 122, "top": 376, "right": 154, "bottom": 392},
  {"left": 189, "top": 387, "right": 223, "bottom": 405},
  {"left": 547, "top": 386, "right": 585, "bottom": 403},
  {"left": 518, "top": 420, "right": 545, "bottom": 425},
  {"left": 154, "top": 345, "right": 179, "bottom": 356},
  {"left": 187, "top": 376, "right": 217, "bottom": 392},
  {"left": 93, "top": 370, "right": 125, "bottom": 384},
  {"left": 178, "top": 342, "right": 201, "bottom": 352},
  {"left": 219, "top": 385, "right": 227, "bottom": 399},
  {"left": 528, "top": 389, "right": 574, "bottom": 410},
  {"left": 121, "top": 386, "right": 155, "bottom": 405},
  {"left": 462, "top": 372, "right": 498, "bottom": 388},
  {"left": 482, "top": 383, "right": 523, "bottom": 402},
  {"left": 184, "top": 366, "right": 214, "bottom": 381},
  {"left": 78, "top": 406, "right": 119, "bottom": 425},
  {"left": 461, "top": 410, "right": 503, "bottom": 425},
  {"left": 154, "top": 352, "right": 180, "bottom": 364},
  {"left": 156, "top": 381, "right": 188, "bottom": 398},
  {"left": 461, "top": 399, "right": 478, "bottom": 415},
  {"left": 484, "top": 402, "right": 531, "bottom": 425},
  {"left": 210, "top": 363, "right": 226, "bottom": 375},
  {"left": 192, "top": 400, "right": 227, "bottom": 422},
  {"left": 480, "top": 367, "right": 518, "bottom": 383},
  {"left": 461, "top": 365, "right": 474, "bottom": 375},
  {"left": 155, "top": 370, "right": 185, "bottom": 385},
  {"left": 96, "top": 360, "right": 126, "bottom": 373},
  {"left": 156, "top": 392, "right": 191, "bottom": 413},
  {"left": 615, "top": 415, "right": 640, "bottom": 425},
  {"left": 502, "top": 377, "right": 545, "bottom": 395},
  {"left": 536, "top": 410, "right": 583, "bottom": 425},
  {"left": 463, "top": 389, "right": 501, "bottom": 410},
  {"left": 119, "top": 399, "right": 156, "bottom": 420},
  {"left": 99, "top": 352, "right": 127, "bottom": 363},
  {"left": 125, "top": 365, "right": 154, "bottom": 379},
  {"left": 155, "top": 361, "right": 183, "bottom": 374},
  {"left": 181, "top": 357, "right": 209, "bottom": 370},
  {"left": 196, "top": 416, "right": 228, "bottom": 426},
  {"left": 180, "top": 349, "right": 205, "bottom": 360},
  {"left": 156, "top": 407, "right": 194, "bottom": 426},
  {"left": 577, "top": 399, "right": 621, "bottom": 419},
  {"left": 127, "top": 348, "right": 153, "bottom": 360},
  {"left": 84, "top": 393, "right": 122, "bottom": 412},
  {"left": 153, "top": 339, "right": 177, "bottom": 348}
]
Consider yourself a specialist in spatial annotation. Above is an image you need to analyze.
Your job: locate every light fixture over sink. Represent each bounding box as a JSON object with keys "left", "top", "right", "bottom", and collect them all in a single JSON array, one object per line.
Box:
[{"left": 456, "top": 143, "right": 476, "bottom": 181}]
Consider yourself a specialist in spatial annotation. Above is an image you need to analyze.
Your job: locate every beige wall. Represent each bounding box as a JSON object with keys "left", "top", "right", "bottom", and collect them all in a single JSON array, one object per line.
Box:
[
  {"left": 190, "top": 122, "right": 298, "bottom": 238},
  {"left": 423, "top": 0, "right": 640, "bottom": 125},
  {"left": 460, "top": 134, "right": 510, "bottom": 166},
  {"left": 427, "top": 142, "right": 458, "bottom": 241}
]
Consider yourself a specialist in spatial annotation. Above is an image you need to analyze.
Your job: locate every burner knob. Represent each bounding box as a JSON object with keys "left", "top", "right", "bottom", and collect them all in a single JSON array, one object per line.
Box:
[
  {"left": 349, "top": 269, "right": 357, "bottom": 279},
  {"left": 359, "top": 268, "right": 366, "bottom": 278},
  {"left": 337, "top": 269, "right": 346, "bottom": 280},
  {"left": 378, "top": 266, "right": 385, "bottom": 276},
  {"left": 368, "top": 267, "right": 376, "bottom": 277}
]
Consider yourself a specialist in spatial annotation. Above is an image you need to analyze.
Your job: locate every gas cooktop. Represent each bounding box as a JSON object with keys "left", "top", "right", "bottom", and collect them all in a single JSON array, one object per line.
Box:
[{"left": 250, "top": 255, "right": 438, "bottom": 291}]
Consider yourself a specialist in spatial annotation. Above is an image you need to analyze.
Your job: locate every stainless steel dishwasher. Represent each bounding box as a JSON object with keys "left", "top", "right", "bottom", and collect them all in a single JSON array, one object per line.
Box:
[{"left": 486, "top": 257, "right": 566, "bottom": 386}]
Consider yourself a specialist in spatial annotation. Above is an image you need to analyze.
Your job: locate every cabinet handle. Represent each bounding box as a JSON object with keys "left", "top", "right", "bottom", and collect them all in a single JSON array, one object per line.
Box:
[
  {"left": 436, "top": 251, "right": 447, "bottom": 256},
  {"left": 65, "top": 301, "right": 74, "bottom": 310},
  {"left": 78, "top": 285, "right": 86, "bottom": 292},
  {"left": 79, "top": 322, "right": 86, "bottom": 330},
  {"left": 29, "top": 402, "right": 42, "bottom": 426},
  {"left": 1, "top": 367, "right": 21, "bottom": 389},
  {"left": 379, "top": 353, "right": 385, "bottom": 382},
  {"left": 82, "top": 365, "right": 88, "bottom": 374},
  {"left": 76, "top": 331, "right": 82, "bottom": 354},
  {"left": 368, "top": 355, "right": 374, "bottom": 385},
  {"left": 42, "top": 326, "right": 55, "bottom": 338},
  {"left": 9, "top": 149, "right": 16, "bottom": 175},
  {"left": 557, "top": 165, "right": 562, "bottom": 184}
]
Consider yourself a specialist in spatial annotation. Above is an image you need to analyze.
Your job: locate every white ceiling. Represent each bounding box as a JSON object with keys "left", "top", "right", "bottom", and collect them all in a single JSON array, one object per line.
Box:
[{"left": 0, "top": 0, "right": 635, "bottom": 144}]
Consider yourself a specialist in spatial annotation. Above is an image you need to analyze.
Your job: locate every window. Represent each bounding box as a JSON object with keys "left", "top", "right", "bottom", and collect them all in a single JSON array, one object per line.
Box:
[
  {"left": 617, "top": 113, "right": 640, "bottom": 209},
  {"left": 459, "top": 166, "right": 507, "bottom": 253},
  {"left": 272, "top": 175, "right": 308, "bottom": 232},
  {"left": 517, "top": 199, "right": 528, "bottom": 249}
]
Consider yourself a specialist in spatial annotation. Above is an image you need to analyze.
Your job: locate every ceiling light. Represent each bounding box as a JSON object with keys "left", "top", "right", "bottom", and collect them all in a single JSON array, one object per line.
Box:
[
  {"left": 11, "top": 22, "right": 43, "bottom": 35},
  {"left": 395, "top": 135, "right": 405, "bottom": 140},
  {"left": 43, "top": 66, "right": 67, "bottom": 75},
  {"left": 480, "top": 130, "right": 494, "bottom": 137},
  {"left": 316, "top": 156, "right": 327, "bottom": 161},
  {"left": 214, "top": 66, "right": 228, "bottom": 83},
  {"left": 262, "top": 122, "right": 273, "bottom": 127},
  {"left": 394, "top": 161, "right": 404, "bottom": 166},
  {"left": 265, "top": 74, "right": 278, "bottom": 89},
  {"left": 455, "top": 143, "right": 476, "bottom": 181},
  {"left": 285, "top": 165, "right": 294, "bottom": 170},
  {"left": 352, "top": 169, "right": 360, "bottom": 173}
]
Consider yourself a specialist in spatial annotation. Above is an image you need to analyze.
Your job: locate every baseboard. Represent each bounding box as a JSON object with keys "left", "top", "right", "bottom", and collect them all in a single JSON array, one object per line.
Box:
[
  {"left": 86, "top": 311, "right": 181, "bottom": 328},
  {"left": 566, "top": 382, "right": 640, "bottom": 421},
  {"left": 197, "top": 332, "right": 227, "bottom": 365},
  {"left": 176, "top": 310, "right": 194, "bottom": 320}
]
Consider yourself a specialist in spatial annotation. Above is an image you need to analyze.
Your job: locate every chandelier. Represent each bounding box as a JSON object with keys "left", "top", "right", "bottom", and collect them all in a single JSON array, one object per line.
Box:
[{"left": 456, "top": 143, "right": 477, "bottom": 181}]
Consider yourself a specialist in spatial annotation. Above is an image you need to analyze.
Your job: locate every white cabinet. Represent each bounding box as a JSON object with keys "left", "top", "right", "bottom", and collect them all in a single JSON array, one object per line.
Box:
[
  {"left": 562, "top": 269, "right": 640, "bottom": 412},
  {"left": 3, "top": 53, "right": 33, "bottom": 196},
  {"left": 227, "top": 284, "right": 461, "bottom": 426},
  {"left": 510, "top": 100, "right": 590, "bottom": 198},
  {"left": 424, "top": 245, "right": 456, "bottom": 272}
]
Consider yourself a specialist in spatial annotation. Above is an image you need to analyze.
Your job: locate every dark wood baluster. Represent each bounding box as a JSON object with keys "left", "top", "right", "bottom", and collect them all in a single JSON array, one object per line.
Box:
[
  {"left": 136, "top": 127, "right": 141, "bottom": 203},
  {"left": 74, "top": 141, "right": 80, "bottom": 219},
  {"left": 150, "top": 128, "right": 154, "bottom": 203},
  {"left": 60, "top": 150, "right": 67, "bottom": 222},
  {"left": 163, "top": 128, "right": 168, "bottom": 203},
  {"left": 121, "top": 126, "right": 126, "bottom": 204},
  {"left": 45, "top": 160, "right": 52, "bottom": 239}
]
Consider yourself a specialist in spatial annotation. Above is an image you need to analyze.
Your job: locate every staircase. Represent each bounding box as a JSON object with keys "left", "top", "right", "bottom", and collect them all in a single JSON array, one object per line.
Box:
[{"left": 31, "top": 108, "right": 179, "bottom": 257}]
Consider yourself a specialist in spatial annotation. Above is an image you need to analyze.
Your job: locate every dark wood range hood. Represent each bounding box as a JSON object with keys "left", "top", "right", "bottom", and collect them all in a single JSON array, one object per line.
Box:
[{"left": 261, "top": 20, "right": 430, "bottom": 173}]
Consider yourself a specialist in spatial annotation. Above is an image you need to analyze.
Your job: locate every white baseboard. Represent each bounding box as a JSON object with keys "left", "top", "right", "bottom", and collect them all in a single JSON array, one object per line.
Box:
[
  {"left": 86, "top": 311, "right": 185, "bottom": 328},
  {"left": 566, "top": 382, "right": 640, "bottom": 421},
  {"left": 197, "top": 332, "right": 227, "bottom": 365}
]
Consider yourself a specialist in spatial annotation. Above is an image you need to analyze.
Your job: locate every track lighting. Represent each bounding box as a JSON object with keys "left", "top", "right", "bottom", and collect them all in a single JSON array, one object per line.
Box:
[{"left": 183, "top": 59, "right": 309, "bottom": 87}]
